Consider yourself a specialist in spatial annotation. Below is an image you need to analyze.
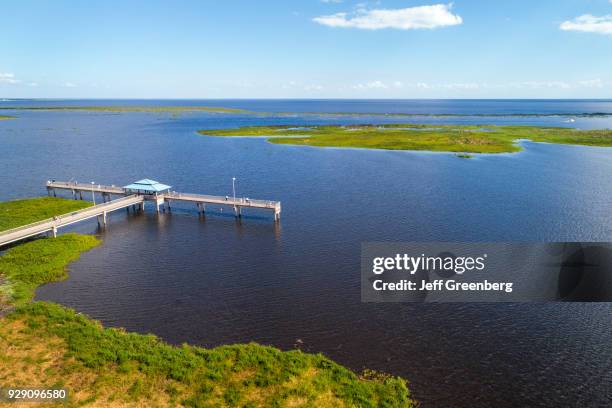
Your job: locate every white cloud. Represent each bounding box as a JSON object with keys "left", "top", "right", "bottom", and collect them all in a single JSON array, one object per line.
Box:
[
  {"left": 346, "top": 79, "right": 610, "bottom": 94},
  {"left": 560, "top": 14, "right": 612, "bottom": 35},
  {"left": 321, "top": 0, "right": 343, "bottom": 3},
  {"left": 353, "top": 80, "right": 388, "bottom": 89},
  {"left": 63, "top": 82, "right": 77, "bottom": 88},
  {"left": 313, "top": 3, "right": 462, "bottom": 30},
  {"left": 578, "top": 78, "right": 603, "bottom": 88},
  {"left": 515, "top": 81, "right": 571, "bottom": 89},
  {"left": 27, "top": 82, "right": 38, "bottom": 87},
  {"left": 304, "top": 84, "right": 324, "bottom": 91},
  {"left": 442, "top": 82, "right": 480, "bottom": 89},
  {"left": 283, "top": 81, "right": 324, "bottom": 91},
  {"left": 0, "top": 73, "right": 21, "bottom": 84}
]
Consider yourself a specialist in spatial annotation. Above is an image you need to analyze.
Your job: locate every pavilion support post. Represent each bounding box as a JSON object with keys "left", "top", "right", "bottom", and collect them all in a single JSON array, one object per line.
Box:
[
  {"left": 53, "top": 189, "right": 57, "bottom": 197},
  {"left": 72, "top": 190, "right": 76, "bottom": 200},
  {"left": 52, "top": 226, "right": 57, "bottom": 238},
  {"left": 79, "top": 191, "right": 83, "bottom": 200},
  {"left": 140, "top": 202, "right": 145, "bottom": 212}
]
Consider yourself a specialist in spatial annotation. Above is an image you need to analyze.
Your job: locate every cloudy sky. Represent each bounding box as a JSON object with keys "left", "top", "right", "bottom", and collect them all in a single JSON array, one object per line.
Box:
[{"left": 1, "top": 0, "right": 612, "bottom": 98}]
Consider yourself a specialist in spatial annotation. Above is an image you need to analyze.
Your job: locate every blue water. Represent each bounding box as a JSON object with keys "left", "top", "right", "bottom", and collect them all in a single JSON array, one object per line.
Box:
[{"left": 1, "top": 100, "right": 612, "bottom": 407}]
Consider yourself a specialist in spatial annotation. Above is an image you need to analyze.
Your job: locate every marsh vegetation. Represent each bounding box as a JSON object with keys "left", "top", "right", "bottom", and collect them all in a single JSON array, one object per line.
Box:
[{"left": 200, "top": 124, "right": 612, "bottom": 154}]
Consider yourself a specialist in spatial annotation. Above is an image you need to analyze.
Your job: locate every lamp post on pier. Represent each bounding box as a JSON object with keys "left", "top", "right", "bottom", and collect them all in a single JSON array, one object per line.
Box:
[{"left": 232, "top": 177, "right": 237, "bottom": 215}]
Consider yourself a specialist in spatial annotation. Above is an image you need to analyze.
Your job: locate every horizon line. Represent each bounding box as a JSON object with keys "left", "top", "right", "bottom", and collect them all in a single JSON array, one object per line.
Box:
[{"left": 2, "top": 97, "right": 612, "bottom": 101}]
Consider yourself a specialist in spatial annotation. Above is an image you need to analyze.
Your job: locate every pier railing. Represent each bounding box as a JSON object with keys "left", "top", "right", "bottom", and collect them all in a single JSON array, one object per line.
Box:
[
  {"left": 164, "top": 192, "right": 280, "bottom": 209},
  {"left": 0, "top": 195, "right": 144, "bottom": 247},
  {"left": 47, "top": 180, "right": 125, "bottom": 195},
  {"left": 2, "top": 179, "right": 282, "bottom": 247},
  {"left": 46, "top": 179, "right": 281, "bottom": 220}
]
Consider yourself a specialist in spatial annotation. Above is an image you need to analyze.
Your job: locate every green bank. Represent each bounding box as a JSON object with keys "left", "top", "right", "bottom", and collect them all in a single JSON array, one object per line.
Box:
[
  {"left": 0, "top": 115, "right": 15, "bottom": 120},
  {"left": 0, "top": 198, "right": 413, "bottom": 407},
  {"left": 199, "top": 124, "right": 612, "bottom": 154}
]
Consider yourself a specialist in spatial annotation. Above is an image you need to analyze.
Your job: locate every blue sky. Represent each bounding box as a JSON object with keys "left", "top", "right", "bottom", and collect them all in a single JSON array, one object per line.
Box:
[{"left": 1, "top": 0, "right": 612, "bottom": 98}]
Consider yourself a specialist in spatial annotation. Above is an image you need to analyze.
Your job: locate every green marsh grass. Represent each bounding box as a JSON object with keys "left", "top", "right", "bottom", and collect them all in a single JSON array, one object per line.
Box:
[
  {"left": 0, "top": 234, "right": 100, "bottom": 306},
  {"left": 199, "top": 124, "right": 612, "bottom": 154}
]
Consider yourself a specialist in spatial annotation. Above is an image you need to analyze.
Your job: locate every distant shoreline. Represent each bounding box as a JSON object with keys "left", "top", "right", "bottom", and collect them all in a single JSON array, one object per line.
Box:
[
  {"left": 1, "top": 105, "right": 611, "bottom": 118},
  {"left": 0, "top": 106, "right": 248, "bottom": 114},
  {"left": 199, "top": 124, "right": 612, "bottom": 154}
]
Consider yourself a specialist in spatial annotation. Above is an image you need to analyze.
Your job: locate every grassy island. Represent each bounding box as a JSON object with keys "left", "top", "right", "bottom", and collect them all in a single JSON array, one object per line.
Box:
[
  {"left": 0, "top": 106, "right": 248, "bottom": 114},
  {"left": 199, "top": 124, "right": 612, "bottom": 154},
  {"left": 0, "top": 115, "right": 15, "bottom": 120},
  {"left": 0, "top": 198, "right": 413, "bottom": 407}
]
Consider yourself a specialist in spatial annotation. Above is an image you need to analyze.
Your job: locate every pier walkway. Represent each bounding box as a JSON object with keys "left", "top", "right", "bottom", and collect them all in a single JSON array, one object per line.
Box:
[
  {"left": 0, "top": 195, "right": 144, "bottom": 247},
  {"left": 0, "top": 178, "right": 281, "bottom": 247},
  {"left": 46, "top": 179, "right": 281, "bottom": 221}
]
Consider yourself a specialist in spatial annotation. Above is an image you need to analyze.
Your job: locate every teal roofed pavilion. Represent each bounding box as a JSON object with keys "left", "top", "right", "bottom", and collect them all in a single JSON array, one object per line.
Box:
[{"left": 123, "top": 179, "right": 172, "bottom": 194}]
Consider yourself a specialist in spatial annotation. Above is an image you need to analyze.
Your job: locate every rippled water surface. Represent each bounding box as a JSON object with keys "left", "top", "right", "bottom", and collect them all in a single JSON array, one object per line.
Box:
[{"left": 1, "top": 100, "right": 612, "bottom": 407}]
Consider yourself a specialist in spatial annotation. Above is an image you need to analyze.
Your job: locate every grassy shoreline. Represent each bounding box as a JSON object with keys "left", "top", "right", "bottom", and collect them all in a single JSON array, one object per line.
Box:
[
  {"left": 0, "top": 198, "right": 413, "bottom": 407},
  {"left": 0, "top": 115, "right": 15, "bottom": 120},
  {"left": 199, "top": 124, "right": 612, "bottom": 154}
]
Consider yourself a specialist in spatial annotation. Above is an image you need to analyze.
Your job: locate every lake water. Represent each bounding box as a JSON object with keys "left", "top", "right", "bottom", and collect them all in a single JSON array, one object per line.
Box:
[{"left": 1, "top": 100, "right": 612, "bottom": 407}]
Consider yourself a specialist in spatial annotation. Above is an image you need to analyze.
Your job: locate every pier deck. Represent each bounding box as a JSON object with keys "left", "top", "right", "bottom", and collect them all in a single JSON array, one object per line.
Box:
[
  {"left": 0, "top": 195, "right": 144, "bottom": 247},
  {"left": 1, "top": 180, "right": 280, "bottom": 247},
  {"left": 164, "top": 191, "right": 280, "bottom": 217},
  {"left": 46, "top": 180, "right": 281, "bottom": 220},
  {"left": 47, "top": 181, "right": 125, "bottom": 195}
]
